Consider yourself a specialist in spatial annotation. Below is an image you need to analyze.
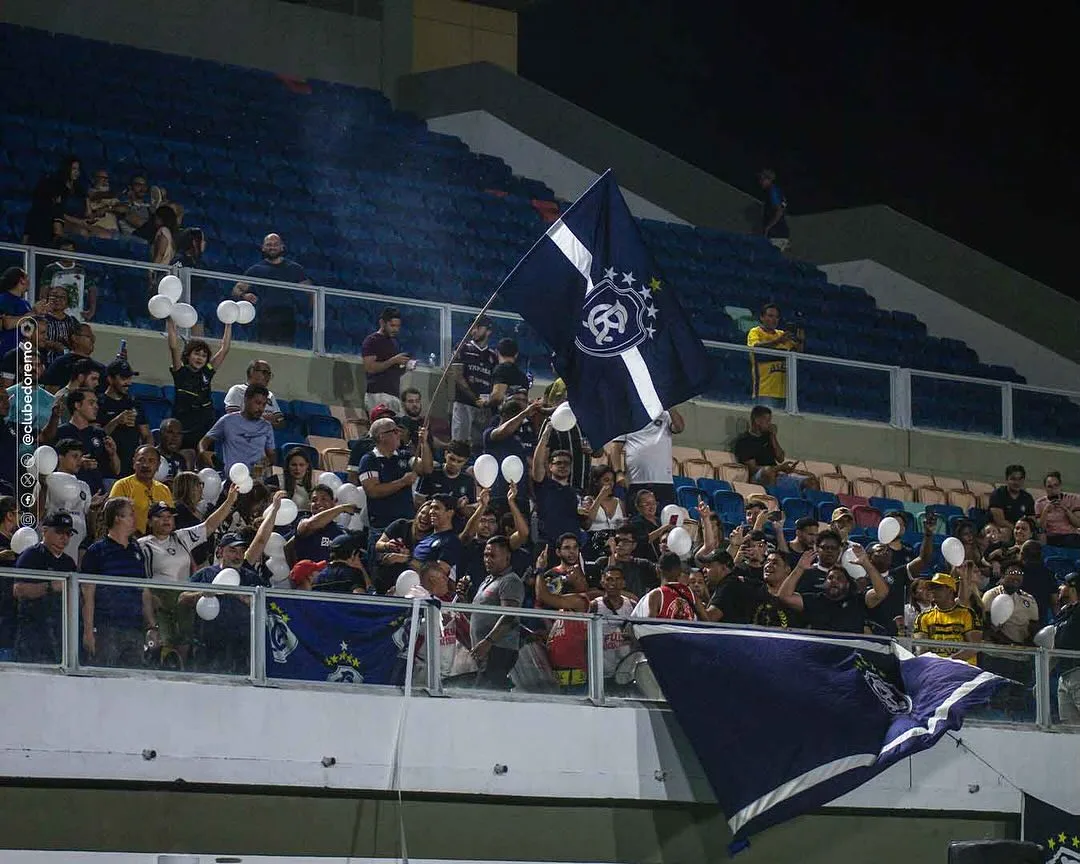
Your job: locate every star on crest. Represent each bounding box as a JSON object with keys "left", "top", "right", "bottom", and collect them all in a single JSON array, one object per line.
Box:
[
  {"left": 645, "top": 303, "right": 658, "bottom": 319},
  {"left": 603, "top": 266, "right": 616, "bottom": 280},
  {"left": 621, "top": 271, "right": 636, "bottom": 286},
  {"left": 637, "top": 285, "right": 651, "bottom": 301},
  {"left": 340, "top": 641, "right": 349, "bottom": 652},
  {"left": 269, "top": 601, "right": 290, "bottom": 624},
  {"left": 645, "top": 325, "right": 656, "bottom": 339},
  {"left": 648, "top": 277, "right": 662, "bottom": 292},
  {"left": 1073, "top": 835, "right": 1080, "bottom": 848},
  {"left": 1049, "top": 838, "right": 1056, "bottom": 850}
]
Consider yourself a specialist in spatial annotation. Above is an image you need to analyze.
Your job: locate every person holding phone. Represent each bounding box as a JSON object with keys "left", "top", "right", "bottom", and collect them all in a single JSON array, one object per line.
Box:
[
  {"left": 1035, "top": 471, "right": 1080, "bottom": 548},
  {"left": 732, "top": 405, "right": 816, "bottom": 493},
  {"left": 98, "top": 359, "right": 151, "bottom": 476}
]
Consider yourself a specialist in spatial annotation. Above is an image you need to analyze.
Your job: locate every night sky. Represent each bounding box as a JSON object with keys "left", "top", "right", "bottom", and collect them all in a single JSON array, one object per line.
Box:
[{"left": 518, "top": 1, "right": 1078, "bottom": 298}]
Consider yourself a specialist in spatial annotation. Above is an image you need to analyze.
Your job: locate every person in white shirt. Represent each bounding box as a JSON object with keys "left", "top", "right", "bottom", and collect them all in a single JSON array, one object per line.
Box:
[
  {"left": 44, "top": 438, "right": 96, "bottom": 564},
  {"left": 138, "top": 488, "right": 239, "bottom": 661},
  {"left": 609, "top": 408, "right": 684, "bottom": 513},
  {"left": 223, "top": 359, "right": 285, "bottom": 428}
]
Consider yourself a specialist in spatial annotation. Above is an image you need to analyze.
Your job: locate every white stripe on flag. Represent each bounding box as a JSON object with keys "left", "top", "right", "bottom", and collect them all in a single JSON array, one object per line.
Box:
[
  {"left": 546, "top": 217, "right": 665, "bottom": 420},
  {"left": 877, "top": 669, "right": 999, "bottom": 756}
]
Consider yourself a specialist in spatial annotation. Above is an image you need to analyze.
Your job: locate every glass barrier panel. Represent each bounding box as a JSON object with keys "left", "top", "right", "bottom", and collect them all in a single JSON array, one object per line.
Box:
[
  {"left": 701, "top": 343, "right": 759, "bottom": 408},
  {"left": 798, "top": 356, "right": 891, "bottom": 423},
  {"left": 0, "top": 247, "right": 26, "bottom": 277},
  {"left": 0, "top": 572, "right": 66, "bottom": 667},
  {"left": 1050, "top": 650, "right": 1080, "bottom": 728},
  {"left": 80, "top": 579, "right": 252, "bottom": 676},
  {"left": 1013, "top": 387, "right": 1080, "bottom": 447},
  {"left": 264, "top": 591, "right": 423, "bottom": 690},
  {"left": 31, "top": 250, "right": 150, "bottom": 329},
  {"left": 910, "top": 373, "right": 1002, "bottom": 436},
  {"left": 602, "top": 616, "right": 665, "bottom": 703},
  {"left": 190, "top": 271, "right": 315, "bottom": 350},
  {"left": 445, "top": 605, "right": 595, "bottom": 697},
  {"left": 913, "top": 640, "right": 1036, "bottom": 725},
  {"left": 322, "top": 291, "right": 441, "bottom": 367}
]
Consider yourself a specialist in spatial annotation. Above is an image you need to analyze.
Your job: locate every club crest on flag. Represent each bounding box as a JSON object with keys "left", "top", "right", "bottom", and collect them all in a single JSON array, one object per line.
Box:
[
  {"left": 267, "top": 601, "right": 299, "bottom": 663},
  {"left": 576, "top": 269, "right": 656, "bottom": 357},
  {"left": 854, "top": 652, "right": 912, "bottom": 715}
]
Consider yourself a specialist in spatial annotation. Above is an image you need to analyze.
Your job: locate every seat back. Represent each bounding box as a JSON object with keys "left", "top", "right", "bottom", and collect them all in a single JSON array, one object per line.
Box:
[
  {"left": 853, "top": 505, "right": 882, "bottom": 529},
  {"left": 852, "top": 477, "right": 885, "bottom": 498},
  {"left": 869, "top": 496, "right": 905, "bottom": 515},
  {"left": 322, "top": 447, "right": 351, "bottom": 473},
  {"left": 883, "top": 480, "right": 915, "bottom": 502},
  {"left": 682, "top": 458, "right": 716, "bottom": 480},
  {"left": 713, "top": 490, "right": 745, "bottom": 526},
  {"left": 780, "top": 497, "right": 815, "bottom": 528}
]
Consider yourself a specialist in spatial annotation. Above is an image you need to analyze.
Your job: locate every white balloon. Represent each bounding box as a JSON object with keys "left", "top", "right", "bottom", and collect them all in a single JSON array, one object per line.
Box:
[
  {"left": 275, "top": 498, "right": 299, "bottom": 526},
  {"left": 169, "top": 302, "right": 198, "bottom": 328},
  {"left": 216, "top": 300, "right": 240, "bottom": 324},
  {"left": 236, "top": 476, "right": 254, "bottom": 494},
  {"left": 266, "top": 532, "right": 287, "bottom": 557},
  {"left": 200, "top": 471, "right": 222, "bottom": 502},
  {"left": 990, "top": 593, "right": 1015, "bottom": 627},
  {"left": 1033, "top": 625, "right": 1057, "bottom": 649},
  {"left": 158, "top": 274, "right": 183, "bottom": 302},
  {"left": 500, "top": 455, "right": 524, "bottom": 484},
  {"left": 197, "top": 467, "right": 219, "bottom": 485},
  {"left": 941, "top": 536, "right": 966, "bottom": 567},
  {"left": 266, "top": 557, "right": 290, "bottom": 586},
  {"left": 212, "top": 567, "right": 241, "bottom": 587},
  {"left": 195, "top": 596, "right": 220, "bottom": 621},
  {"left": 155, "top": 457, "right": 170, "bottom": 481},
  {"left": 551, "top": 403, "right": 577, "bottom": 432},
  {"left": 227, "top": 463, "right": 250, "bottom": 484},
  {"left": 660, "top": 504, "right": 686, "bottom": 527},
  {"left": 473, "top": 454, "right": 499, "bottom": 489},
  {"left": 877, "top": 516, "right": 901, "bottom": 545},
  {"left": 318, "top": 471, "right": 343, "bottom": 491},
  {"left": 335, "top": 482, "right": 361, "bottom": 505},
  {"left": 347, "top": 512, "right": 365, "bottom": 531},
  {"left": 236, "top": 300, "right": 256, "bottom": 324},
  {"left": 46, "top": 472, "right": 79, "bottom": 508},
  {"left": 666, "top": 525, "right": 692, "bottom": 557},
  {"left": 32, "top": 445, "right": 58, "bottom": 475},
  {"left": 148, "top": 294, "right": 174, "bottom": 319},
  {"left": 10, "top": 526, "right": 39, "bottom": 554},
  {"left": 395, "top": 569, "right": 421, "bottom": 597}
]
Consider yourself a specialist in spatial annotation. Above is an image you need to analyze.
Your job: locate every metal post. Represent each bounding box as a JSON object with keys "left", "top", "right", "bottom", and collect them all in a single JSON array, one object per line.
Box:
[
  {"left": 64, "top": 573, "right": 80, "bottom": 672},
  {"left": 587, "top": 614, "right": 605, "bottom": 705},
  {"left": 252, "top": 587, "right": 267, "bottom": 685},
  {"left": 26, "top": 246, "right": 37, "bottom": 307},
  {"left": 786, "top": 352, "right": 799, "bottom": 415},
  {"left": 897, "top": 368, "right": 912, "bottom": 429},
  {"left": 424, "top": 600, "right": 443, "bottom": 696},
  {"left": 178, "top": 263, "right": 191, "bottom": 305},
  {"left": 313, "top": 287, "right": 326, "bottom": 355},
  {"left": 1002, "top": 382, "right": 1014, "bottom": 441},
  {"left": 1034, "top": 648, "right": 1052, "bottom": 728},
  {"left": 439, "top": 304, "right": 453, "bottom": 369}
]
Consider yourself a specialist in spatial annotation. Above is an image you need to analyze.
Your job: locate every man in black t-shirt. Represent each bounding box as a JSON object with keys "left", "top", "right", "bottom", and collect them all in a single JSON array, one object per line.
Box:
[
  {"left": 451, "top": 317, "right": 496, "bottom": 449},
  {"left": 707, "top": 550, "right": 802, "bottom": 629},
  {"left": 988, "top": 463, "right": 1037, "bottom": 539},
  {"left": 415, "top": 440, "right": 474, "bottom": 522},
  {"left": 488, "top": 338, "right": 530, "bottom": 412},
  {"left": 778, "top": 546, "right": 889, "bottom": 633},
  {"left": 56, "top": 388, "right": 120, "bottom": 494},
  {"left": 97, "top": 360, "right": 150, "bottom": 476},
  {"left": 589, "top": 526, "right": 658, "bottom": 599},
  {"left": 731, "top": 405, "right": 809, "bottom": 489}
]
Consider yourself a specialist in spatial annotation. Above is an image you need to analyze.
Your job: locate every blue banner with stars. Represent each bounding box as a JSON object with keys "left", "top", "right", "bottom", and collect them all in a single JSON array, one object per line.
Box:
[
  {"left": 265, "top": 597, "right": 408, "bottom": 686},
  {"left": 496, "top": 169, "right": 711, "bottom": 447},
  {"left": 1024, "top": 793, "right": 1080, "bottom": 862}
]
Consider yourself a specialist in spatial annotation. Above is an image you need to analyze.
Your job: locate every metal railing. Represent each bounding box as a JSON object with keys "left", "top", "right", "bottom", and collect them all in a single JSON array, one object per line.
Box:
[
  {"left": 2, "top": 569, "right": 1078, "bottom": 731},
  {"left": 6, "top": 240, "right": 1080, "bottom": 448}
]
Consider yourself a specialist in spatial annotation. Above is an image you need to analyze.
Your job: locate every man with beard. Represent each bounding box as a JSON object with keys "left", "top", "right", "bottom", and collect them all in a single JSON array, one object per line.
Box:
[
  {"left": 589, "top": 526, "right": 658, "bottom": 601},
  {"left": 361, "top": 306, "right": 409, "bottom": 414},
  {"left": 458, "top": 486, "right": 529, "bottom": 600},
  {"left": 233, "top": 233, "right": 311, "bottom": 347},
  {"left": 97, "top": 359, "right": 151, "bottom": 475},
  {"left": 866, "top": 513, "right": 936, "bottom": 636},
  {"left": 728, "top": 527, "right": 767, "bottom": 581},
  {"left": 707, "top": 550, "right": 803, "bottom": 629},
  {"left": 778, "top": 545, "right": 889, "bottom": 633}
]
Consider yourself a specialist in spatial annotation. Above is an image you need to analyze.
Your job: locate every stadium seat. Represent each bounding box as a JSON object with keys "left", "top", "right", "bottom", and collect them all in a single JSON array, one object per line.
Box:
[
  {"left": 321, "top": 447, "right": 351, "bottom": 474},
  {"left": 681, "top": 458, "right": 715, "bottom": 480},
  {"left": 853, "top": 505, "right": 882, "bottom": 530},
  {"left": 733, "top": 481, "right": 767, "bottom": 502},
  {"left": 712, "top": 490, "right": 745, "bottom": 526},
  {"left": 780, "top": 497, "right": 814, "bottom": 528},
  {"left": 306, "top": 414, "right": 344, "bottom": 438},
  {"left": 837, "top": 494, "right": 869, "bottom": 511},
  {"left": 947, "top": 488, "right": 978, "bottom": 511},
  {"left": 677, "top": 485, "right": 705, "bottom": 518},
  {"left": 673, "top": 476, "right": 696, "bottom": 495},
  {"left": 279, "top": 441, "right": 319, "bottom": 468},
  {"left": 966, "top": 480, "right": 995, "bottom": 509},
  {"left": 869, "top": 496, "right": 905, "bottom": 515},
  {"left": 696, "top": 477, "right": 732, "bottom": 497},
  {"left": 672, "top": 446, "right": 705, "bottom": 473}
]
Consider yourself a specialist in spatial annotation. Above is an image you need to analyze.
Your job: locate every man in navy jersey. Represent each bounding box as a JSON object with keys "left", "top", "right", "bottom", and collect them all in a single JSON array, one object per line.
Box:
[
  {"left": 451, "top": 317, "right": 496, "bottom": 448},
  {"left": 56, "top": 388, "right": 120, "bottom": 494},
  {"left": 312, "top": 533, "right": 371, "bottom": 593},
  {"left": 482, "top": 395, "right": 542, "bottom": 512},
  {"left": 411, "top": 494, "right": 464, "bottom": 578},
  {"left": 290, "top": 484, "right": 357, "bottom": 563},
  {"left": 415, "top": 439, "right": 474, "bottom": 523},
  {"left": 358, "top": 417, "right": 431, "bottom": 537},
  {"left": 13, "top": 513, "right": 77, "bottom": 663}
]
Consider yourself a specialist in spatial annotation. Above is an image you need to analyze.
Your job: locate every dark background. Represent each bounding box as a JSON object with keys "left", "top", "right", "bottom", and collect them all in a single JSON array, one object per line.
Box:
[{"left": 518, "top": 0, "right": 1078, "bottom": 297}]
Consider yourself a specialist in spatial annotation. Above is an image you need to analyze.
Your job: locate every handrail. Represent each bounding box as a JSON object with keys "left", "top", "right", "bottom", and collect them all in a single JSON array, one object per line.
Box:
[{"left": 13, "top": 239, "right": 1080, "bottom": 446}]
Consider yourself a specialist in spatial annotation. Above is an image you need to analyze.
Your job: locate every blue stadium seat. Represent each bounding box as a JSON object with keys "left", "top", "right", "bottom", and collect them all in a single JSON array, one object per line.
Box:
[
  {"left": 869, "top": 497, "right": 905, "bottom": 515},
  {"left": 696, "top": 477, "right": 732, "bottom": 497},
  {"left": 306, "top": 414, "right": 343, "bottom": 438},
  {"left": 677, "top": 485, "right": 705, "bottom": 518},
  {"left": 673, "top": 476, "right": 695, "bottom": 495},
  {"left": 780, "top": 498, "right": 815, "bottom": 529},
  {"left": 713, "top": 490, "right": 745, "bottom": 527},
  {"left": 278, "top": 441, "right": 319, "bottom": 468}
]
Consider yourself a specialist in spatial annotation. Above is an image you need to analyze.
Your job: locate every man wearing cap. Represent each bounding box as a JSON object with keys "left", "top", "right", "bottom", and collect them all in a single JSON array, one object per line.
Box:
[
  {"left": 13, "top": 514, "right": 77, "bottom": 663},
  {"left": 96, "top": 358, "right": 150, "bottom": 475},
  {"left": 184, "top": 492, "right": 285, "bottom": 672},
  {"left": 913, "top": 573, "right": 982, "bottom": 664},
  {"left": 778, "top": 546, "right": 887, "bottom": 633},
  {"left": 708, "top": 549, "right": 803, "bottom": 628},
  {"left": 981, "top": 564, "right": 1040, "bottom": 715},
  {"left": 362, "top": 306, "right": 409, "bottom": 414},
  {"left": 346, "top": 403, "right": 396, "bottom": 483},
  {"left": 223, "top": 359, "right": 285, "bottom": 428},
  {"left": 358, "top": 416, "right": 431, "bottom": 540},
  {"left": 312, "top": 533, "right": 371, "bottom": 593},
  {"left": 290, "top": 484, "right": 354, "bottom": 563},
  {"left": 198, "top": 384, "right": 276, "bottom": 477},
  {"left": 451, "top": 317, "right": 496, "bottom": 450},
  {"left": 288, "top": 559, "right": 324, "bottom": 592},
  {"left": 1053, "top": 573, "right": 1080, "bottom": 723},
  {"left": 108, "top": 444, "right": 174, "bottom": 534}
]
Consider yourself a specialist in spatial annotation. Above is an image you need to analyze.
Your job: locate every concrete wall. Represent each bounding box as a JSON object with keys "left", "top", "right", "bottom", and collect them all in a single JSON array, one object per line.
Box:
[
  {"left": 820, "top": 260, "right": 1080, "bottom": 392},
  {"left": 0, "top": 0, "right": 383, "bottom": 89},
  {"left": 428, "top": 110, "right": 690, "bottom": 222},
  {"left": 411, "top": 0, "right": 517, "bottom": 75}
]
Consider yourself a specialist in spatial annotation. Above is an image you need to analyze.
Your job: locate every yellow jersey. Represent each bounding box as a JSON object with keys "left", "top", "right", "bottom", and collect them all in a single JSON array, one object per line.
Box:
[
  {"left": 108, "top": 476, "right": 175, "bottom": 534},
  {"left": 746, "top": 326, "right": 795, "bottom": 399},
  {"left": 913, "top": 604, "right": 979, "bottom": 664}
]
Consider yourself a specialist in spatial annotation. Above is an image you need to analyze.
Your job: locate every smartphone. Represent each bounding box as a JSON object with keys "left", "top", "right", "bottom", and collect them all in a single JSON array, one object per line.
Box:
[{"left": 669, "top": 515, "right": 679, "bottom": 526}]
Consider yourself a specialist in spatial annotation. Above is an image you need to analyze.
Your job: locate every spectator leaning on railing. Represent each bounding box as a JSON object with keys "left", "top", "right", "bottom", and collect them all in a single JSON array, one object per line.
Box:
[
  {"left": 746, "top": 303, "right": 803, "bottom": 408},
  {"left": 912, "top": 572, "right": 982, "bottom": 664}
]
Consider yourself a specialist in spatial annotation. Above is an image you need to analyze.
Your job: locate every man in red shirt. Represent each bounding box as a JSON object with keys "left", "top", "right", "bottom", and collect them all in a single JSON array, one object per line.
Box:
[{"left": 636, "top": 552, "right": 707, "bottom": 620}]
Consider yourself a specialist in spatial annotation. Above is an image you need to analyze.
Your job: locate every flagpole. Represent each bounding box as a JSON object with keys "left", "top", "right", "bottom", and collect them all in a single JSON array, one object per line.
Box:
[{"left": 424, "top": 169, "right": 614, "bottom": 415}]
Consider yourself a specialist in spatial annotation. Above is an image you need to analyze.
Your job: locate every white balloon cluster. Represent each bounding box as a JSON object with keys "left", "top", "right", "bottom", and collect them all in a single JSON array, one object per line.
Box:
[
  {"left": 334, "top": 480, "right": 366, "bottom": 531},
  {"left": 227, "top": 462, "right": 254, "bottom": 494},
  {"left": 198, "top": 467, "right": 223, "bottom": 506},
  {"left": 148, "top": 275, "right": 200, "bottom": 328}
]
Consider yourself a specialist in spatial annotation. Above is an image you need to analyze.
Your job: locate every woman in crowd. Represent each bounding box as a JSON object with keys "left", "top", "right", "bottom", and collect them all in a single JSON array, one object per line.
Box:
[
  {"left": 172, "top": 470, "right": 214, "bottom": 567},
  {"left": 270, "top": 446, "right": 316, "bottom": 512},
  {"left": 373, "top": 500, "right": 434, "bottom": 595},
  {"left": 628, "top": 488, "right": 671, "bottom": 562},
  {"left": 149, "top": 204, "right": 179, "bottom": 290},
  {"left": 166, "top": 316, "right": 232, "bottom": 450},
  {"left": 902, "top": 577, "right": 933, "bottom": 636},
  {"left": 581, "top": 464, "right": 625, "bottom": 558}
]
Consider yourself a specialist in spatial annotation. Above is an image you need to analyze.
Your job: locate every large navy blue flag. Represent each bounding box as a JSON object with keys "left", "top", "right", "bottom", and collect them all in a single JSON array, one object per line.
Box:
[
  {"left": 265, "top": 597, "right": 408, "bottom": 685},
  {"left": 636, "top": 623, "right": 1004, "bottom": 847},
  {"left": 496, "top": 170, "right": 711, "bottom": 446}
]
